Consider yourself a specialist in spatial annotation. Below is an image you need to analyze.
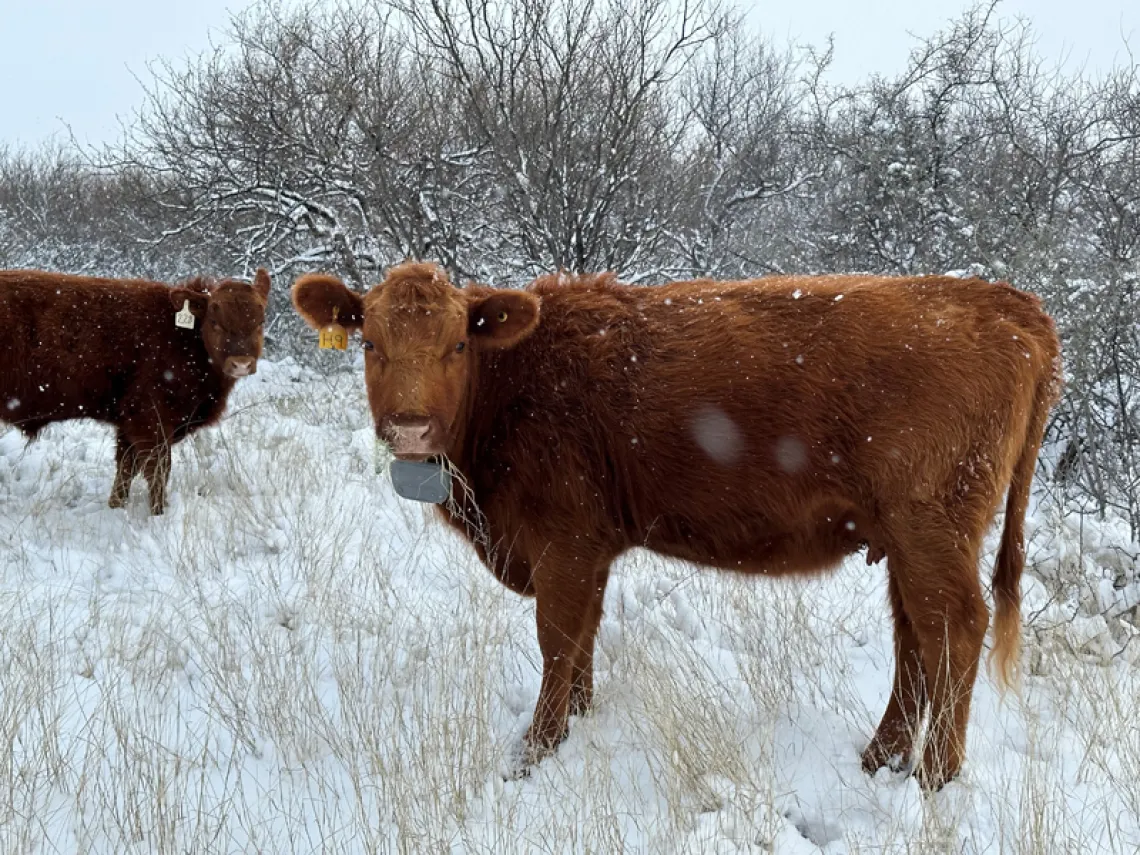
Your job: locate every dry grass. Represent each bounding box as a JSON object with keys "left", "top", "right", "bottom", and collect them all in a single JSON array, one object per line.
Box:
[{"left": 1, "top": 367, "right": 1137, "bottom": 853}]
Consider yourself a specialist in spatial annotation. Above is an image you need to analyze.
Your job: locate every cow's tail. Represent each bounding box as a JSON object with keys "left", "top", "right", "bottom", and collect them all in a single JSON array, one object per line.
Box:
[{"left": 989, "top": 363, "right": 1059, "bottom": 690}]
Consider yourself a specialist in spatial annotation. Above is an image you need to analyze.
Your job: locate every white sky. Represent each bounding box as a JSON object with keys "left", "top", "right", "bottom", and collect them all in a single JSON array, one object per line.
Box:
[
  {"left": 748, "top": 0, "right": 1138, "bottom": 83},
  {"left": 1, "top": 0, "right": 1136, "bottom": 147}
]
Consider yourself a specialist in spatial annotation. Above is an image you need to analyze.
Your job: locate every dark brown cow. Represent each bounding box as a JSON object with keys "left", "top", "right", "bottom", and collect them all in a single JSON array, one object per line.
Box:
[
  {"left": 293, "top": 262, "right": 1060, "bottom": 789},
  {"left": 1, "top": 268, "right": 271, "bottom": 514}
]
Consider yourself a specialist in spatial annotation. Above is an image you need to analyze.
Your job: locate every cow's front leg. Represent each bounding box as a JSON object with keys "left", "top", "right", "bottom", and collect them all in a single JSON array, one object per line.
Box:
[
  {"left": 108, "top": 430, "right": 139, "bottom": 509},
  {"left": 569, "top": 565, "right": 610, "bottom": 716},
  {"left": 118, "top": 411, "right": 174, "bottom": 516},
  {"left": 524, "top": 553, "right": 610, "bottom": 762},
  {"left": 139, "top": 440, "right": 173, "bottom": 516}
]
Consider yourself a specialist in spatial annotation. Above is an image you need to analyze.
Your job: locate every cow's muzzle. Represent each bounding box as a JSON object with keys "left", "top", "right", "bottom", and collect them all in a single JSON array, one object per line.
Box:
[
  {"left": 380, "top": 414, "right": 444, "bottom": 461},
  {"left": 224, "top": 356, "right": 258, "bottom": 378}
]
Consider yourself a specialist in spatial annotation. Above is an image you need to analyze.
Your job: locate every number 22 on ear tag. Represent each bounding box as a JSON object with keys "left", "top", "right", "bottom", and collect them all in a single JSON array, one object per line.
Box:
[
  {"left": 174, "top": 300, "right": 196, "bottom": 329},
  {"left": 319, "top": 306, "right": 347, "bottom": 350}
]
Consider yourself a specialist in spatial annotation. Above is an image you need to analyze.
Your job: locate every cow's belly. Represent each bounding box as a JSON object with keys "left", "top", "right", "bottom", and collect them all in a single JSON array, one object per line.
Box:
[
  {"left": 1, "top": 388, "right": 118, "bottom": 433},
  {"left": 640, "top": 513, "right": 869, "bottom": 578}
]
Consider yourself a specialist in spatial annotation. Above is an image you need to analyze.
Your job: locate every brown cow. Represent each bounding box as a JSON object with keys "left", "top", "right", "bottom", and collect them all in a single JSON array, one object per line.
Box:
[
  {"left": 293, "top": 262, "right": 1060, "bottom": 790},
  {"left": 1, "top": 268, "right": 271, "bottom": 514}
]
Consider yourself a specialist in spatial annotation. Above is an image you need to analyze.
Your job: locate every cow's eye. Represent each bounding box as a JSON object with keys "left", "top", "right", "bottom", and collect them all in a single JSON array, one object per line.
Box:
[
  {"left": 362, "top": 340, "right": 375, "bottom": 351},
  {"left": 455, "top": 341, "right": 466, "bottom": 353}
]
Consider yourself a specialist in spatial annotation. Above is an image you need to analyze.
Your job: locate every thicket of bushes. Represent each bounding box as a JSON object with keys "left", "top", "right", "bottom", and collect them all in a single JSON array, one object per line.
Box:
[{"left": 2, "top": 0, "right": 1139, "bottom": 537}]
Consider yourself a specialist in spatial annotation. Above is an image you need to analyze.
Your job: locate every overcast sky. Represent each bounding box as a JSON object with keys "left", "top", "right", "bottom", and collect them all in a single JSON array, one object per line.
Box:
[{"left": 1, "top": 0, "right": 1136, "bottom": 148}]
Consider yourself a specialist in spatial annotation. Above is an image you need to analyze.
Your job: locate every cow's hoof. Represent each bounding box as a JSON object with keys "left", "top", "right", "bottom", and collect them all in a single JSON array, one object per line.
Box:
[
  {"left": 501, "top": 758, "right": 533, "bottom": 782},
  {"left": 861, "top": 741, "right": 911, "bottom": 776},
  {"left": 500, "top": 739, "right": 540, "bottom": 782},
  {"left": 500, "top": 724, "right": 568, "bottom": 781},
  {"left": 914, "top": 758, "right": 959, "bottom": 793}
]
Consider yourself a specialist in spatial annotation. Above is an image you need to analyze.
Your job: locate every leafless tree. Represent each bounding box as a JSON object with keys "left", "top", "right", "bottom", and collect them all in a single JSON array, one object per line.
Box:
[
  {"left": 110, "top": 1, "right": 487, "bottom": 288},
  {"left": 668, "top": 25, "right": 808, "bottom": 277},
  {"left": 396, "top": 0, "right": 726, "bottom": 280}
]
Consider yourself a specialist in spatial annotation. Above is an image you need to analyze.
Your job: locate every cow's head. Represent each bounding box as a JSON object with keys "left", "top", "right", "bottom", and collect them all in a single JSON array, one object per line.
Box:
[
  {"left": 292, "top": 262, "right": 539, "bottom": 460},
  {"left": 170, "top": 268, "right": 271, "bottom": 378}
]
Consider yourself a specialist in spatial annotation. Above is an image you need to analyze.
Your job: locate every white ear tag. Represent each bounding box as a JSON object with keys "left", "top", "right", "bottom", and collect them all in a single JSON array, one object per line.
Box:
[{"left": 174, "top": 300, "right": 196, "bottom": 329}]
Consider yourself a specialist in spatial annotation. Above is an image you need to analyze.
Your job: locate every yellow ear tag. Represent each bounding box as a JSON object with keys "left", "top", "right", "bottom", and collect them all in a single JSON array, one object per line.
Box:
[{"left": 319, "top": 306, "right": 347, "bottom": 350}]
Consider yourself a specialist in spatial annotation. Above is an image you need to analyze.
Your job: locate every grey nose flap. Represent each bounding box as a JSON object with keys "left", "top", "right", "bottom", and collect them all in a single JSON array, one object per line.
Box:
[{"left": 389, "top": 459, "right": 452, "bottom": 504}]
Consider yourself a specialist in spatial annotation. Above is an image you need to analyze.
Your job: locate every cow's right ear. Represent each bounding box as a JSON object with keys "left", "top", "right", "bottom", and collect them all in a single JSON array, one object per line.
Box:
[
  {"left": 169, "top": 288, "right": 209, "bottom": 318},
  {"left": 291, "top": 274, "right": 365, "bottom": 331}
]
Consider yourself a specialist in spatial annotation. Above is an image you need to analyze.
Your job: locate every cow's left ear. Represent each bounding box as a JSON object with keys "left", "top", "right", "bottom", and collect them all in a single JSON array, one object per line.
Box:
[
  {"left": 292, "top": 273, "right": 365, "bottom": 331},
  {"left": 169, "top": 287, "right": 209, "bottom": 318},
  {"left": 251, "top": 267, "right": 271, "bottom": 302},
  {"left": 467, "top": 289, "right": 540, "bottom": 349}
]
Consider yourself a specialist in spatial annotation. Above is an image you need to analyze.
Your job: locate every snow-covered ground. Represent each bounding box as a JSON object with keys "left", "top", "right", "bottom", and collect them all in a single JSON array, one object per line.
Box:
[{"left": 1, "top": 358, "right": 1138, "bottom": 854}]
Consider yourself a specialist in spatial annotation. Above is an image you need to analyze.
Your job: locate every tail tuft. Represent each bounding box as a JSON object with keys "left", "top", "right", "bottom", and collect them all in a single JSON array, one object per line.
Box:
[{"left": 988, "top": 586, "right": 1022, "bottom": 690}]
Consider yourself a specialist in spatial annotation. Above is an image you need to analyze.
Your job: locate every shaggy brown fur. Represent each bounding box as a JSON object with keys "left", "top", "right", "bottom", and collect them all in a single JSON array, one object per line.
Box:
[
  {"left": 293, "top": 263, "right": 1061, "bottom": 790},
  {"left": 1, "top": 268, "right": 271, "bottom": 513}
]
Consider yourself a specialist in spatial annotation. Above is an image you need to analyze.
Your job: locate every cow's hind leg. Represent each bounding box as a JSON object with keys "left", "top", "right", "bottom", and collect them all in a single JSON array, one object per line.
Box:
[
  {"left": 862, "top": 572, "right": 928, "bottom": 773},
  {"left": 108, "top": 430, "right": 140, "bottom": 509},
  {"left": 525, "top": 551, "right": 611, "bottom": 763},
  {"left": 887, "top": 506, "right": 988, "bottom": 790}
]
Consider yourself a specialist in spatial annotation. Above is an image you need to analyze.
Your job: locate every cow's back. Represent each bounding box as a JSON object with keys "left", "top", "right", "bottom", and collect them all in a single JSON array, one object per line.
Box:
[{"left": 624, "top": 275, "right": 1056, "bottom": 501}]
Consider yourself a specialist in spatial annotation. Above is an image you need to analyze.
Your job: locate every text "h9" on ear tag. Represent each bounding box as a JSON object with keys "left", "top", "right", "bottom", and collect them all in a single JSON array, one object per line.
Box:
[
  {"left": 319, "top": 306, "right": 347, "bottom": 350},
  {"left": 174, "top": 300, "right": 196, "bottom": 330},
  {"left": 319, "top": 323, "right": 347, "bottom": 350}
]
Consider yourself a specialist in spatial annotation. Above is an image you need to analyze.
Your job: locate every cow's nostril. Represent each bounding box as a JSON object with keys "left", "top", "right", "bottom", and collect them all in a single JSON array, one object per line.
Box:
[
  {"left": 386, "top": 414, "right": 432, "bottom": 431},
  {"left": 382, "top": 415, "right": 438, "bottom": 454},
  {"left": 225, "top": 357, "right": 257, "bottom": 377}
]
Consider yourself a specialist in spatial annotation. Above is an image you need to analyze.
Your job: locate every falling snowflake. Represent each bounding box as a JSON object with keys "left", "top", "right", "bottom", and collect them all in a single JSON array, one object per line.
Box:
[
  {"left": 689, "top": 406, "right": 743, "bottom": 465},
  {"left": 775, "top": 436, "right": 807, "bottom": 473}
]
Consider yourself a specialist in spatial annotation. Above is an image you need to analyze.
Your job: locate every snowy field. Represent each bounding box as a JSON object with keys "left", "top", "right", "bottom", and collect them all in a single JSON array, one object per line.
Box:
[{"left": 1, "top": 358, "right": 1138, "bottom": 854}]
